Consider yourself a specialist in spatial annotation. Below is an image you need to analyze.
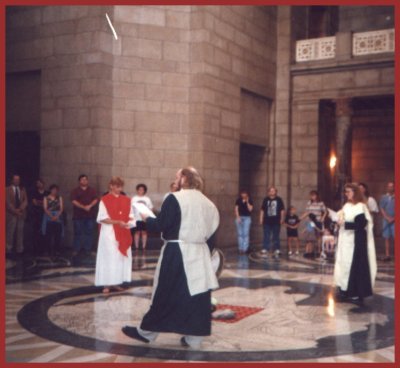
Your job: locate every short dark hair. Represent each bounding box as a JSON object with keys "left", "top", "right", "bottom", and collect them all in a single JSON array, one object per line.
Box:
[
  {"left": 309, "top": 190, "right": 320, "bottom": 202},
  {"left": 136, "top": 183, "right": 147, "bottom": 193},
  {"left": 49, "top": 184, "right": 59, "bottom": 192},
  {"left": 78, "top": 174, "right": 88, "bottom": 181},
  {"left": 358, "top": 182, "right": 370, "bottom": 197}
]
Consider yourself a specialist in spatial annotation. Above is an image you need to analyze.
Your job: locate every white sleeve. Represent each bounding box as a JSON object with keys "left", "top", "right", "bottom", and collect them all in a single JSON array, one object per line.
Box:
[
  {"left": 127, "top": 199, "right": 137, "bottom": 228},
  {"left": 368, "top": 197, "right": 379, "bottom": 213},
  {"left": 97, "top": 200, "right": 110, "bottom": 223},
  {"left": 147, "top": 197, "right": 154, "bottom": 210},
  {"left": 363, "top": 203, "right": 373, "bottom": 225}
]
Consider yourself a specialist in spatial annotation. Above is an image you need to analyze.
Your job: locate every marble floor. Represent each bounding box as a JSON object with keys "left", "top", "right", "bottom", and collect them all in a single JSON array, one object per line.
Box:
[{"left": 5, "top": 247, "right": 395, "bottom": 363}]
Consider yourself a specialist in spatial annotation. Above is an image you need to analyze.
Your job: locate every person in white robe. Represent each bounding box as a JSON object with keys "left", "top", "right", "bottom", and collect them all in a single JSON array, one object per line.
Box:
[
  {"left": 334, "top": 183, "right": 377, "bottom": 305},
  {"left": 122, "top": 167, "right": 219, "bottom": 349},
  {"left": 95, "top": 177, "right": 135, "bottom": 294}
]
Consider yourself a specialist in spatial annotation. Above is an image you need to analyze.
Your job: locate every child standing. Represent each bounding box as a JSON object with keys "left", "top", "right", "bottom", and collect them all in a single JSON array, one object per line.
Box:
[
  {"left": 284, "top": 206, "right": 300, "bottom": 256},
  {"left": 132, "top": 184, "right": 153, "bottom": 251},
  {"left": 320, "top": 228, "right": 336, "bottom": 260}
]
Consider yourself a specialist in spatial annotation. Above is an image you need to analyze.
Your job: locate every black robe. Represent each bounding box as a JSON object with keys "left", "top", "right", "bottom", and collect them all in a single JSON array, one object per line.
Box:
[
  {"left": 345, "top": 213, "right": 373, "bottom": 298},
  {"left": 140, "top": 194, "right": 216, "bottom": 336}
]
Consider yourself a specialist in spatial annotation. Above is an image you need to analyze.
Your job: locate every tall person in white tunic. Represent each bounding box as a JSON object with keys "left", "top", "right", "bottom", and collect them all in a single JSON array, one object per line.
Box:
[
  {"left": 334, "top": 183, "right": 377, "bottom": 306},
  {"left": 122, "top": 167, "right": 219, "bottom": 349},
  {"left": 95, "top": 177, "right": 135, "bottom": 294}
]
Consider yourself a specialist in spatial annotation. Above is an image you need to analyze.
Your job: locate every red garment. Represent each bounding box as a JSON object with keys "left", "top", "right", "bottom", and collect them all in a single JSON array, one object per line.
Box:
[
  {"left": 101, "top": 193, "right": 132, "bottom": 257},
  {"left": 70, "top": 186, "right": 98, "bottom": 219}
]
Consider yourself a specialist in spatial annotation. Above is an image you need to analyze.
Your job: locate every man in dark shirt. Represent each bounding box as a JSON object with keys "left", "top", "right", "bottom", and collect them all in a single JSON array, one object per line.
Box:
[
  {"left": 259, "top": 186, "right": 285, "bottom": 259},
  {"left": 70, "top": 174, "right": 98, "bottom": 256}
]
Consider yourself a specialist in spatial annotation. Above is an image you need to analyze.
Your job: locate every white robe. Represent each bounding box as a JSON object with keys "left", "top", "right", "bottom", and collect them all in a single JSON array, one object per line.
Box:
[
  {"left": 94, "top": 199, "right": 134, "bottom": 286},
  {"left": 334, "top": 202, "right": 377, "bottom": 291},
  {"left": 152, "top": 189, "right": 219, "bottom": 297},
  {"left": 175, "top": 189, "right": 220, "bottom": 296}
]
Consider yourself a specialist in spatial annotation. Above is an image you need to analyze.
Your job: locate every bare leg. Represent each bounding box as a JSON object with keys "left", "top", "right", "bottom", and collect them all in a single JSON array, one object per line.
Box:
[
  {"left": 317, "top": 237, "right": 321, "bottom": 254},
  {"left": 134, "top": 232, "right": 140, "bottom": 249},
  {"left": 385, "top": 238, "right": 390, "bottom": 257},
  {"left": 142, "top": 231, "right": 148, "bottom": 250},
  {"left": 295, "top": 238, "right": 300, "bottom": 253}
]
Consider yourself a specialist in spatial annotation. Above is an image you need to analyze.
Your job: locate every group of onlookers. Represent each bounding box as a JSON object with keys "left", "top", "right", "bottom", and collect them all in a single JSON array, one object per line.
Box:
[
  {"left": 5, "top": 173, "right": 164, "bottom": 259},
  {"left": 234, "top": 181, "right": 395, "bottom": 262},
  {"left": 6, "top": 171, "right": 395, "bottom": 264}
]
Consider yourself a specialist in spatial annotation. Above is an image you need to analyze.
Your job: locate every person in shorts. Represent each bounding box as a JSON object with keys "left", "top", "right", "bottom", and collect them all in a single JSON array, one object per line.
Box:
[
  {"left": 284, "top": 206, "right": 300, "bottom": 256},
  {"left": 132, "top": 184, "right": 154, "bottom": 251},
  {"left": 379, "top": 181, "right": 395, "bottom": 262}
]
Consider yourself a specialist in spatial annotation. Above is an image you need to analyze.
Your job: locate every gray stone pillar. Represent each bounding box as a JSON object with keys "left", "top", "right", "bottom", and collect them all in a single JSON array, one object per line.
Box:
[{"left": 335, "top": 98, "right": 352, "bottom": 204}]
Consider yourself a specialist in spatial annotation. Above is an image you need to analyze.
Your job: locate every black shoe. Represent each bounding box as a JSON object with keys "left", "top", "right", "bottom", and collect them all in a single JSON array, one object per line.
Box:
[
  {"left": 334, "top": 288, "right": 348, "bottom": 303},
  {"left": 180, "top": 337, "right": 190, "bottom": 348},
  {"left": 122, "top": 326, "right": 149, "bottom": 343},
  {"left": 350, "top": 297, "right": 364, "bottom": 306}
]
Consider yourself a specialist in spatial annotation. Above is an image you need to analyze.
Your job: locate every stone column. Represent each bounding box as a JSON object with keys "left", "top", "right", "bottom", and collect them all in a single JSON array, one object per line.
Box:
[
  {"left": 335, "top": 32, "right": 352, "bottom": 61},
  {"left": 334, "top": 97, "right": 352, "bottom": 204}
]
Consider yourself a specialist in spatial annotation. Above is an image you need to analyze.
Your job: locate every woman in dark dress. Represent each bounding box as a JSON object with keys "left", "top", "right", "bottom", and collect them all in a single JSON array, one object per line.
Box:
[{"left": 42, "top": 184, "right": 64, "bottom": 257}]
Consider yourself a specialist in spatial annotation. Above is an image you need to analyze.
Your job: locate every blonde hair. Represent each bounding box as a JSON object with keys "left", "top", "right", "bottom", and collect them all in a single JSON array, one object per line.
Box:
[{"left": 109, "top": 176, "right": 124, "bottom": 187}]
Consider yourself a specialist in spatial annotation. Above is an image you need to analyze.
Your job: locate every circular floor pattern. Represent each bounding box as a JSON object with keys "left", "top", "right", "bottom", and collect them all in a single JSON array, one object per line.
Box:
[{"left": 17, "top": 277, "right": 394, "bottom": 362}]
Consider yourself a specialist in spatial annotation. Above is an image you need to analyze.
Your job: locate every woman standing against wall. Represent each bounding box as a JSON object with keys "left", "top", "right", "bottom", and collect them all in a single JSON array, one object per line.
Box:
[{"left": 234, "top": 189, "right": 253, "bottom": 254}]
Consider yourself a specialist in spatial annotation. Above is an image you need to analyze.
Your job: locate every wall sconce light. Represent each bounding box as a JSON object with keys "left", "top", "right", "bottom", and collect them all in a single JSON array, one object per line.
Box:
[{"left": 329, "top": 155, "right": 337, "bottom": 170}]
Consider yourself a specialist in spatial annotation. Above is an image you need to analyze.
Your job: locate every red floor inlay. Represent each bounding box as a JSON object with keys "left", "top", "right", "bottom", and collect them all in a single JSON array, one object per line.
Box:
[{"left": 212, "top": 304, "right": 264, "bottom": 323}]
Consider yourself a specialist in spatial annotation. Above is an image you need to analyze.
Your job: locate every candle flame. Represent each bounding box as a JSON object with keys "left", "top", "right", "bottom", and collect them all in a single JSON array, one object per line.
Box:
[{"left": 327, "top": 293, "right": 335, "bottom": 317}]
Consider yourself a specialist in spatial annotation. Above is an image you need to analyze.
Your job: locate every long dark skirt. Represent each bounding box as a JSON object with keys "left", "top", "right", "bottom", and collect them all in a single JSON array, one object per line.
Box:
[
  {"left": 346, "top": 227, "right": 372, "bottom": 298},
  {"left": 141, "top": 242, "right": 211, "bottom": 336}
]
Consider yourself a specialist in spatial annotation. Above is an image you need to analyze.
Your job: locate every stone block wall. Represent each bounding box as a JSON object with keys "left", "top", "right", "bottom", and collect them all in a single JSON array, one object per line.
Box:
[
  {"left": 188, "top": 6, "right": 277, "bottom": 246},
  {"left": 6, "top": 5, "right": 278, "bottom": 248},
  {"left": 111, "top": 5, "right": 192, "bottom": 205},
  {"left": 290, "top": 65, "right": 394, "bottom": 218},
  {"left": 6, "top": 5, "right": 116, "bottom": 246}
]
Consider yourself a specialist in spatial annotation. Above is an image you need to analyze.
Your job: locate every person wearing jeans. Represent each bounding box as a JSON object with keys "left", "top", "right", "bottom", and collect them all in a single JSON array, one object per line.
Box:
[
  {"left": 259, "top": 186, "right": 285, "bottom": 259},
  {"left": 262, "top": 224, "right": 281, "bottom": 251},
  {"left": 70, "top": 174, "right": 98, "bottom": 256},
  {"left": 379, "top": 181, "right": 395, "bottom": 262},
  {"left": 234, "top": 189, "right": 253, "bottom": 254}
]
